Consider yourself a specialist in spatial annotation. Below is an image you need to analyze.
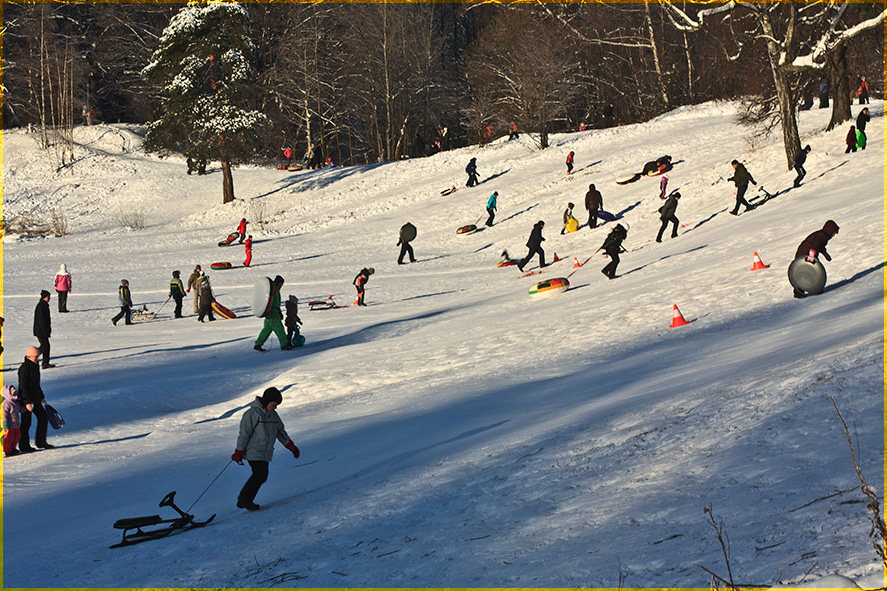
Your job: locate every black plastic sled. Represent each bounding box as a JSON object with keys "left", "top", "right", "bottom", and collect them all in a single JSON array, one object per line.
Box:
[{"left": 110, "top": 491, "right": 215, "bottom": 549}]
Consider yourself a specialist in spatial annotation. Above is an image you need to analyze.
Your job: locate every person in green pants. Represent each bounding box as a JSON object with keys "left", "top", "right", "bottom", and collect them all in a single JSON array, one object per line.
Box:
[{"left": 254, "top": 276, "right": 293, "bottom": 352}]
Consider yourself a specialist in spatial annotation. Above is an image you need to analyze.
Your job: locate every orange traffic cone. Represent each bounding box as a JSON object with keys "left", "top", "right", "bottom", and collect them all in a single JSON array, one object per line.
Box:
[
  {"left": 669, "top": 304, "right": 690, "bottom": 328},
  {"left": 552, "top": 252, "right": 562, "bottom": 263},
  {"left": 750, "top": 251, "right": 769, "bottom": 271},
  {"left": 572, "top": 257, "right": 582, "bottom": 269}
]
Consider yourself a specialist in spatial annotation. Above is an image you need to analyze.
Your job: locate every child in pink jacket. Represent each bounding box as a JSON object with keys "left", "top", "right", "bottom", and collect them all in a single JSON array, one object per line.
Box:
[{"left": 2, "top": 385, "right": 22, "bottom": 457}]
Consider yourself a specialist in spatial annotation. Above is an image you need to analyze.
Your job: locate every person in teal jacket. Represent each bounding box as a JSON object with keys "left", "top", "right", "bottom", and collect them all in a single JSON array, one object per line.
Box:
[
  {"left": 254, "top": 276, "right": 293, "bottom": 352},
  {"left": 232, "top": 387, "right": 300, "bottom": 510},
  {"left": 485, "top": 191, "right": 498, "bottom": 227}
]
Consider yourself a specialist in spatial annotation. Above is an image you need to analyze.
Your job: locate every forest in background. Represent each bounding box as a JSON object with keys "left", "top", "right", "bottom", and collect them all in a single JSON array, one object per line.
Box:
[{"left": 2, "top": 2, "right": 883, "bottom": 166}]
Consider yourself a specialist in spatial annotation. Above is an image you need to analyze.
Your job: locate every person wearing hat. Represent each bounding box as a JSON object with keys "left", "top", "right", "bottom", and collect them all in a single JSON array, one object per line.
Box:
[
  {"left": 585, "top": 184, "right": 603, "bottom": 229},
  {"left": 255, "top": 276, "right": 292, "bottom": 351},
  {"left": 517, "top": 221, "right": 546, "bottom": 272},
  {"left": 600, "top": 223, "right": 628, "bottom": 280},
  {"left": 793, "top": 145, "right": 811, "bottom": 188},
  {"left": 186, "top": 265, "right": 202, "bottom": 314},
  {"left": 793, "top": 220, "right": 839, "bottom": 298},
  {"left": 169, "top": 271, "right": 186, "bottom": 319},
  {"left": 656, "top": 191, "right": 681, "bottom": 243},
  {"left": 232, "top": 387, "right": 300, "bottom": 511},
  {"left": 284, "top": 295, "right": 304, "bottom": 347},
  {"left": 561, "top": 202, "right": 576, "bottom": 234},
  {"left": 353, "top": 268, "right": 374, "bottom": 307},
  {"left": 112, "top": 279, "right": 133, "bottom": 326},
  {"left": 33, "top": 290, "right": 54, "bottom": 369},
  {"left": 54, "top": 263, "right": 72, "bottom": 313},
  {"left": 196, "top": 274, "right": 215, "bottom": 323},
  {"left": 727, "top": 160, "right": 757, "bottom": 216},
  {"left": 485, "top": 192, "right": 498, "bottom": 227}
]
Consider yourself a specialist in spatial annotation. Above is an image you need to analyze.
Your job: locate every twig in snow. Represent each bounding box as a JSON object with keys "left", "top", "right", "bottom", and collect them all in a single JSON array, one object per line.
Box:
[
  {"left": 515, "top": 447, "right": 544, "bottom": 462},
  {"left": 787, "top": 487, "right": 856, "bottom": 512}
]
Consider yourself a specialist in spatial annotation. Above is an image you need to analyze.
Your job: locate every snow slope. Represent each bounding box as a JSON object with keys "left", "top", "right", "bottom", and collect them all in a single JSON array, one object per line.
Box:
[{"left": 1, "top": 100, "right": 883, "bottom": 588}]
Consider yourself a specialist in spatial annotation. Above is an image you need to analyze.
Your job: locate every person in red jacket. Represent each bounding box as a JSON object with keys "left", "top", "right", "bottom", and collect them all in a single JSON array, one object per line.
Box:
[
  {"left": 243, "top": 235, "right": 253, "bottom": 267},
  {"left": 845, "top": 126, "right": 857, "bottom": 153},
  {"left": 793, "top": 220, "right": 839, "bottom": 298},
  {"left": 566, "top": 151, "right": 575, "bottom": 175},
  {"left": 237, "top": 218, "right": 248, "bottom": 244}
]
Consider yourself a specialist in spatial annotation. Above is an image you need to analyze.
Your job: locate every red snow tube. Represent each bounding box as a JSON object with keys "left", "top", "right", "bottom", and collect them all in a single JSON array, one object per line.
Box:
[{"left": 210, "top": 262, "right": 233, "bottom": 270}]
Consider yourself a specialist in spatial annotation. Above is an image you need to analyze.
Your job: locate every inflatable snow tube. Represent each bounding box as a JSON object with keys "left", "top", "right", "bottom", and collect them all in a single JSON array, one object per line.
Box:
[
  {"left": 529, "top": 277, "right": 570, "bottom": 299},
  {"left": 251, "top": 277, "right": 273, "bottom": 317},
  {"left": 211, "top": 300, "right": 237, "bottom": 320},
  {"left": 788, "top": 255, "right": 827, "bottom": 296},
  {"left": 566, "top": 218, "right": 579, "bottom": 233},
  {"left": 218, "top": 232, "right": 239, "bottom": 247},
  {"left": 457, "top": 224, "right": 478, "bottom": 235},
  {"left": 210, "top": 262, "right": 233, "bottom": 270}
]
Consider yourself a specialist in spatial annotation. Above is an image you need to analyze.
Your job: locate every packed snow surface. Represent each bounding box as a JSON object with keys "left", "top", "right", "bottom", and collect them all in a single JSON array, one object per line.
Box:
[{"left": 1, "top": 101, "right": 884, "bottom": 588}]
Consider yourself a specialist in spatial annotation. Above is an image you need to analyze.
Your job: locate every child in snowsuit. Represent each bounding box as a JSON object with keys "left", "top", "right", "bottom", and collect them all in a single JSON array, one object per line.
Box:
[
  {"left": 284, "top": 295, "right": 303, "bottom": 347},
  {"left": 169, "top": 271, "right": 186, "bottom": 318},
  {"left": 566, "top": 151, "right": 575, "bottom": 175},
  {"left": 54, "top": 263, "right": 71, "bottom": 313},
  {"left": 561, "top": 203, "right": 576, "bottom": 234},
  {"left": 232, "top": 387, "right": 300, "bottom": 511},
  {"left": 656, "top": 192, "right": 681, "bottom": 242},
  {"left": 486, "top": 192, "right": 498, "bottom": 227},
  {"left": 466, "top": 158, "right": 479, "bottom": 187},
  {"left": 846, "top": 126, "right": 858, "bottom": 153},
  {"left": 255, "top": 276, "right": 291, "bottom": 351},
  {"left": 197, "top": 275, "right": 215, "bottom": 323},
  {"left": 2, "top": 385, "right": 21, "bottom": 457},
  {"left": 600, "top": 223, "right": 628, "bottom": 280},
  {"left": 354, "top": 268, "right": 374, "bottom": 307},
  {"left": 244, "top": 236, "right": 253, "bottom": 267},
  {"left": 517, "top": 221, "right": 546, "bottom": 272}
]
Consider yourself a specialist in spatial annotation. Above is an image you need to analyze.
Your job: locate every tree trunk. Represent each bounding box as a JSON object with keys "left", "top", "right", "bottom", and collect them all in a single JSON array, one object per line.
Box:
[
  {"left": 760, "top": 9, "right": 801, "bottom": 169},
  {"left": 222, "top": 160, "right": 235, "bottom": 203},
  {"left": 644, "top": 2, "right": 669, "bottom": 109},
  {"left": 827, "top": 44, "right": 852, "bottom": 132}
]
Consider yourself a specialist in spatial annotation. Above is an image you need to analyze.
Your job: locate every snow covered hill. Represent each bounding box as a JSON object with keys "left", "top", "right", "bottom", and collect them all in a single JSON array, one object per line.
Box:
[{"left": 1, "top": 101, "right": 884, "bottom": 588}]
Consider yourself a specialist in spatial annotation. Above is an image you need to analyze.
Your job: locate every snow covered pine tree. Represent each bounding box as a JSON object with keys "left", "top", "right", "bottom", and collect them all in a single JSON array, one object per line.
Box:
[{"left": 141, "top": 3, "right": 268, "bottom": 204}]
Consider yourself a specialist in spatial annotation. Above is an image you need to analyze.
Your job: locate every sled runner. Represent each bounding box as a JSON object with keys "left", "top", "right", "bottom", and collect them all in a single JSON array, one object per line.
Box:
[
  {"left": 748, "top": 185, "right": 776, "bottom": 207},
  {"left": 110, "top": 491, "right": 215, "bottom": 549},
  {"left": 217, "top": 232, "right": 239, "bottom": 247},
  {"left": 441, "top": 185, "right": 459, "bottom": 196},
  {"left": 308, "top": 296, "right": 347, "bottom": 311},
  {"left": 131, "top": 305, "right": 156, "bottom": 321}
]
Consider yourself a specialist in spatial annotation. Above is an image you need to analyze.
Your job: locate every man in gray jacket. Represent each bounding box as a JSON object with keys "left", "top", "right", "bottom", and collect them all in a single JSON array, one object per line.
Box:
[{"left": 232, "top": 387, "right": 300, "bottom": 510}]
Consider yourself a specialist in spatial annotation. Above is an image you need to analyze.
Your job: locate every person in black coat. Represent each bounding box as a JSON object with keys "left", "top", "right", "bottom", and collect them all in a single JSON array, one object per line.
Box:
[
  {"left": 855, "top": 108, "right": 870, "bottom": 150},
  {"left": 600, "top": 224, "right": 628, "bottom": 279},
  {"left": 169, "top": 271, "right": 186, "bottom": 319},
  {"left": 517, "top": 221, "right": 546, "bottom": 272},
  {"left": 18, "top": 346, "right": 52, "bottom": 451},
  {"left": 33, "top": 290, "right": 54, "bottom": 369},
  {"left": 585, "top": 184, "right": 603, "bottom": 229},
  {"left": 656, "top": 192, "right": 681, "bottom": 242},
  {"left": 466, "top": 158, "right": 479, "bottom": 187},
  {"left": 793, "top": 145, "right": 811, "bottom": 187},
  {"left": 727, "top": 160, "right": 757, "bottom": 216}
]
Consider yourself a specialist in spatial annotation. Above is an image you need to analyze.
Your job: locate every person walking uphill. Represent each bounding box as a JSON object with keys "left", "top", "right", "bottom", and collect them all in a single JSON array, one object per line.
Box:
[
  {"left": 197, "top": 275, "right": 215, "bottom": 323},
  {"left": 237, "top": 218, "right": 248, "bottom": 244},
  {"left": 244, "top": 235, "right": 253, "bottom": 267},
  {"left": 728, "top": 160, "right": 757, "bottom": 216},
  {"left": 518, "top": 221, "right": 546, "bottom": 272},
  {"left": 585, "top": 184, "right": 603, "bottom": 229},
  {"left": 485, "top": 192, "right": 498, "bottom": 227},
  {"left": 656, "top": 191, "right": 681, "bottom": 243},
  {"left": 566, "top": 151, "right": 575, "bottom": 175},
  {"left": 169, "top": 271, "right": 186, "bottom": 319},
  {"left": 54, "top": 264, "right": 71, "bottom": 313},
  {"left": 232, "top": 387, "right": 300, "bottom": 511},
  {"left": 855, "top": 107, "right": 870, "bottom": 150},
  {"left": 112, "top": 280, "right": 133, "bottom": 326},
  {"left": 846, "top": 126, "right": 858, "bottom": 153},
  {"left": 33, "top": 290, "right": 54, "bottom": 369},
  {"left": 397, "top": 222, "right": 417, "bottom": 265},
  {"left": 354, "top": 268, "right": 374, "bottom": 307},
  {"left": 255, "top": 276, "right": 292, "bottom": 352},
  {"left": 600, "top": 223, "right": 628, "bottom": 280},
  {"left": 187, "top": 265, "right": 202, "bottom": 314},
  {"left": 18, "top": 346, "right": 52, "bottom": 452},
  {"left": 466, "top": 158, "right": 479, "bottom": 187}
]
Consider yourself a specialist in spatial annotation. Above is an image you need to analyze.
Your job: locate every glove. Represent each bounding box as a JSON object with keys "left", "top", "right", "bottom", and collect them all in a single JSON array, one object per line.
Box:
[
  {"left": 285, "top": 440, "right": 300, "bottom": 459},
  {"left": 232, "top": 449, "right": 245, "bottom": 464},
  {"left": 186, "top": 288, "right": 190, "bottom": 293}
]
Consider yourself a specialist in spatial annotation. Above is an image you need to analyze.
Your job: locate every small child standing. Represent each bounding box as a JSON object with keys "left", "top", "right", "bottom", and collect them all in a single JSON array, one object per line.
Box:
[
  {"left": 845, "top": 125, "right": 857, "bottom": 153},
  {"left": 2, "top": 385, "right": 22, "bottom": 457},
  {"left": 285, "top": 295, "right": 304, "bottom": 347},
  {"left": 566, "top": 151, "right": 575, "bottom": 175}
]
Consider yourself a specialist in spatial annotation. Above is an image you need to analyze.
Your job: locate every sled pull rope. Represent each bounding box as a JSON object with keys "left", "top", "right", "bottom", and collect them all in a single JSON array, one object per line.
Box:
[{"left": 186, "top": 460, "right": 233, "bottom": 514}]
